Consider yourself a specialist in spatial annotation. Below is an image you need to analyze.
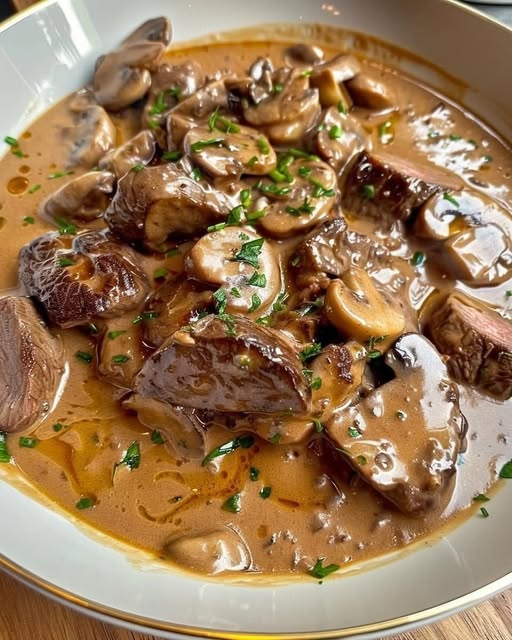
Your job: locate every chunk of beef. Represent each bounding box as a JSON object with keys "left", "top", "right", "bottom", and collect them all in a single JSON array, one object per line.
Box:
[
  {"left": 326, "top": 333, "right": 467, "bottom": 514},
  {"left": 341, "top": 151, "right": 462, "bottom": 224},
  {"left": 97, "top": 318, "right": 146, "bottom": 390},
  {"left": 426, "top": 293, "right": 512, "bottom": 400},
  {"left": 135, "top": 314, "right": 311, "bottom": 413},
  {"left": 0, "top": 297, "right": 64, "bottom": 433},
  {"left": 104, "top": 163, "right": 236, "bottom": 249},
  {"left": 19, "top": 230, "right": 149, "bottom": 328}
]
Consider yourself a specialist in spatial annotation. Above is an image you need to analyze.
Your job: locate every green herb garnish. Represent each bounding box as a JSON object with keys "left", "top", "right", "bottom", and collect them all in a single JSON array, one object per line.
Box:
[
  {"left": 57, "top": 257, "right": 75, "bottom": 267},
  {"left": 0, "top": 433, "right": 10, "bottom": 463},
  {"left": 53, "top": 216, "right": 77, "bottom": 235},
  {"left": 207, "top": 222, "right": 227, "bottom": 233},
  {"left": 248, "top": 293, "right": 262, "bottom": 312},
  {"left": 299, "top": 343, "right": 323, "bottom": 363},
  {"left": 348, "top": 425, "right": 361, "bottom": 438},
  {"left": 257, "top": 138, "right": 270, "bottom": 154},
  {"left": 361, "top": 184, "right": 376, "bottom": 199},
  {"left": 75, "top": 351, "right": 92, "bottom": 364},
  {"left": 232, "top": 237, "right": 264, "bottom": 269},
  {"left": 248, "top": 272, "right": 266, "bottom": 287},
  {"left": 260, "top": 487, "right": 272, "bottom": 499},
  {"left": 162, "top": 150, "right": 182, "bottom": 162},
  {"left": 151, "top": 430, "right": 165, "bottom": 445},
  {"left": 443, "top": 192, "right": 460, "bottom": 207},
  {"left": 328, "top": 124, "right": 343, "bottom": 140},
  {"left": 473, "top": 494, "right": 490, "bottom": 502},
  {"left": 117, "top": 441, "right": 141, "bottom": 471},
  {"left": 76, "top": 497, "right": 95, "bottom": 510},
  {"left": 48, "top": 170, "right": 74, "bottom": 179},
  {"left": 202, "top": 435, "right": 254, "bottom": 466},
  {"left": 52, "top": 423, "right": 65, "bottom": 433},
  {"left": 23, "top": 216, "right": 35, "bottom": 224},
  {"left": 107, "top": 330, "right": 127, "bottom": 340},
  {"left": 308, "top": 558, "right": 340, "bottom": 580},
  {"left": 249, "top": 466, "right": 260, "bottom": 481},
  {"left": 19, "top": 437, "right": 38, "bottom": 448},
  {"left": 411, "top": 251, "right": 426, "bottom": 267},
  {"left": 309, "top": 177, "right": 335, "bottom": 198},
  {"left": 222, "top": 493, "right": 242, "bottom": 513},
  {"left": 213, "top": 288, "right": 228, "bottom": 314},
  {"left": 27, "top": 184, "right": 41, "bottom": 194},
  {"left": 499, "top": 459, "right": 512, "bottom": 479},
  {"left": 153, "top": 267, "right": 169, "bottom": 279},
  {"left": 480, "top": 507, "right": 490, "bottom": 518},
  {"left": 112, "top": 354, "right": 130, "bottom": 364},
  {"left": 190, "top": 138, "right": 224, "bottom": 153}
]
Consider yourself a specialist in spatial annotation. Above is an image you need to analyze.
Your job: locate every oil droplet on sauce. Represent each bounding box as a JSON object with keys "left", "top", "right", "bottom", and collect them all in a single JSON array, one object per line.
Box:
[
  {"left": 19, "top": 165, "right": 31, "bottom": 175},
  {"left": 7, "top": 176, "right": 29, "bottom": 194},
  {"left": 0, "top": 217, "right": 6, "bottom": 230},
  {"left": 22, "top": 131, "right": 32, "bottom": 139}
]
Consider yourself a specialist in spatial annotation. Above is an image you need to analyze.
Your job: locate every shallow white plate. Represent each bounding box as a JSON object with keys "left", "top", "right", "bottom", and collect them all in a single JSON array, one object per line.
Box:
[{"left": 1, "top": 0, "right": 512, "bottom": 638}]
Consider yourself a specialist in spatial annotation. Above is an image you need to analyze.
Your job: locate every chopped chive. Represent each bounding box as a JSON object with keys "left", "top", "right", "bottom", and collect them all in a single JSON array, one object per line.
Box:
[
  {"left": 246, "top": 209, "right": 266, "bottom": 221},
  {"left": 257, "top": 138, "right": 270, "bottom": 154},
  {"left": 162, "top": 150, "right": 182, "bottom": 162},
  {"left": 207, "top": 222, "right": 227, "bottom": 233},
  {"left": 308, "top": 558, "right": 340, "bottom": 580},
  {"left": 57, "top": 257, "right": 75, "bottom": 267},
  {"left": 443, "top": 192, "right": 460, "bottom": 207},
  {"left": 480, "top": 507, "right": 489, "bottom": 518},
  {"left": 298, "top": 166, "right": 312, "bottom": 177},
  {"left": 473, "top": 494, "right": 490, "bottom": 502},
  {"left": 337, "top": 101, "right": 347, "bottom": 114},
  {"left": 107, "top": 330, "right": 127, "bottom": 340},
  {"left": 132, "top": 311, "right": 158, "bottom": 324},
  {"left": 259, "top": 486, "right": 272, "bottom": 499},
  {"left": 53, "top": 216, "right": 77, "bottom": 235},
  {"left": 240, "top": 188, "right": 251, "bottom": 207},
  {"left": 270, "top": 433, "right": 281, "bottom": 444},
  {"left": 309, "top": 177, "right": 335, "bottom": 198},
  {"left": 0, "top": 433, "right": 10, "bottom": 463},
  {"left": 131, "top": 163, "right": 145, "bottom": 173},
  {"left": 4, "top": 136, "right": 18, "bottom": 146},
  {"left": 52, "top": 423, "right": 65, "bottom": 432},
  {"left": 191, "top": 167, "right": 203, "bottom": 181},
  {"left": 28, "top": 184, "right": 41, "bottom": 194},
  {"left": 112, "top": 354, "right": 130, "bottom": 364},
  {"left": 249, "top": 466, "right": 260, "bottom": 481},
  {"left": 328, "top": 124, "right": 343, "bottom": 140},
  {"left": 153, "top": 267, "right": 168, "bottom": 279},
  {"left": 411, "top": 251, "right": 426, "bottom": 267},
  {"left": 190, "top": 138, "right": 224, "bottom": 153},
  {"left": 19, "top": 436, "right": 38, "bottom": 448},
  {"left": 23, "top": 216, "right": 35, "bottom": 225},
  {"left": 75, "top": 351, "right": 92, "bottom": 364},
  {"left": 165, "top": 248, "right": 180, "bottom": 258},
  {"left": 285, "top": 197, "right": 314, "bottom": 216},
  {"left": 245, "top": 155, "right": 258, "bottom": 167},
  {"left": 48, "top": 170, "right": 74, "bottom": 179},
  {"left": 449, "top": 134, "right": 462, "bottom": 141},
  {"left": 313, "top": 419, "right": 324, "bottom": 433},
  {"left": 361, "top": 184, "right": 376, "bottom": 199}
]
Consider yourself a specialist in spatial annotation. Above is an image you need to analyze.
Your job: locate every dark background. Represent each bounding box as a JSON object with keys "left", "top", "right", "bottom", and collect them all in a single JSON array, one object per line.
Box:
[{"left": 0, "top": 0, "right": 13, "bottom": 21}]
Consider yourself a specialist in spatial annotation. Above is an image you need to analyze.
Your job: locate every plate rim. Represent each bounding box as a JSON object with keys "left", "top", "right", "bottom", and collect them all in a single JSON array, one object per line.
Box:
[{"left": 1, "top": 0, "right": 512, "bottom": 637}]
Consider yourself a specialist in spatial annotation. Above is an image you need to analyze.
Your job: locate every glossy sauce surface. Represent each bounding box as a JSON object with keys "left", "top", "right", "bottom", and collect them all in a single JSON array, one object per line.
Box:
[{"left": 1, "top": 36, "right": 512, "bottom": 578}]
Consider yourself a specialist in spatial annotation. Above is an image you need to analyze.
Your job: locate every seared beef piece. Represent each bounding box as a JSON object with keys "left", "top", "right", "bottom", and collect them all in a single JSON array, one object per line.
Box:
[
  {"left": 326, "top": 333, "right": 467, "bottom": 514},
  {"left": 143, "top": 279, "right": 214, "bottom": 348},
  {"left": 426, "top": 293, "right": 512, "bottom": 400},
  {"left": 341, "top": 151, "right": 461, "bottom": 223},
  {"left": 0, "top": 297, "right": 64, "bottom": 433},
  {"left": 19, "top": 230, "right": 149, "bottom": 328},
  {"left": 135, "top": 314, "right": 311, "bottom": 414},
  {"left": 97, "top": 318, "right": 146, "bottom": 390},
  {"left": 104, "top": 162, "right": 235, "bottom": 250}
]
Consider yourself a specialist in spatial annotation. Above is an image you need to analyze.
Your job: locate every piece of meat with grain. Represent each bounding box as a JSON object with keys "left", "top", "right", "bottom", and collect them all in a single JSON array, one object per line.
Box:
[
  {"left": 341, "top": 151, "right": 462, "bottom": 224},
  {"left": 426, "top": 292, "right": 512, "bottom": 400},
  {"left": 0, "top": 297, "right": 64, "bottom": 433},
  {"left": 135, "top": 314, "right": 311, "bottom": 414}
]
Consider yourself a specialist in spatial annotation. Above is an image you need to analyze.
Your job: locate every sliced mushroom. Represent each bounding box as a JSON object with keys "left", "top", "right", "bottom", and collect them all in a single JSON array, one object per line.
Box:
[
  {"left": 19, "top": 230, "right": 150, "bottom": 328},
  {"left": 97, "top": 318, "right": 145, "bottom": 389},
  {"left": 99, "top": 130, "right": 156, "bottom": 179},
  {"left": 41, "top": 170, "right": 115, "bottom": 222},
  {"left": 135, "top": 314, "right": 311, "bottom": 414},
  {"left": 326, "top": 333, "right": 468, "bottom": 514},
  {"left": 258, "top": 158, "right": 337, "bottom": 238},
  {"left": 0, "top": 297, "right": 64, "bottom": 433},
  {"left": 439, "top": 223, "right": 512, "bottom": 286},
  {"left": 310, "top": 68, "right": 353, "bottom": 110},
  {"left": 185, "top": 226, "right": 281, "bottom": 315},
  {"left": 163, "top": 527, "right": 251, "bottom": 575},
  {"left": 167, "top": 80, "right": 229, "bottom": 148},
  {"left": 414, "top": 188, "right": 512, "bottom": 240},
  {"left": 315, "top": 107, "right": 368, "bottom": 172},
  {"left": 93, "top": 18, "right": 171, "bottom": 112},
  {"left": 143, "top": 279, "right": 214, "bottom": 348},
  {"left": 325, "top": 267, "right": 405, "bottom": 342},
  {"left": 284, "top": 44, "right": 325, "bottom": 67},
  {"left": 104, "top": 162, "right": 237, "bottom": 249},
  {"left": 61, "top": 105, "right": 116, "bottom": 169},
  {"left": 183, "top": 124, "right": 276, "bottom": 177},
  {"left": 143, "top": 60, "right": 205, "bottom": 144},
  {"left": 345, "top": 67, "right": 397, "bottom": 112},
  {"left": 313, "top": 53, "right": 362, "bottom": 84},
  {"left": 225, "top": 412, "right": 316, "bottom": 445},
  {"left": 243, "top": 68, "right": 321, "bottom": 145},
  {"left": 124, "top": 394, "right": 206, "bottom": 459}
]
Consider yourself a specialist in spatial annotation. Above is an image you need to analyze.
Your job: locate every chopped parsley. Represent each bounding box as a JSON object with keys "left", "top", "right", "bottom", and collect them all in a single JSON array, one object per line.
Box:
[
  {"left": 272, "top": 292, "right": 288, "bottom": 312},
  {"left": 52, "top": 423, "right": 66, "bottom": 433},
  {"left": 248, "top": 293, "right": 262, "bottom": 312},
  {"left": 76, "top": 497, "right": 95, "bottom": 510},
  {"left": 367, "top": 335, "right": 387, "bottom": 360},
  {"left": 222, "top": 493, "right": 242, "bottom": 513},
  {"left": 213, "top": 288, "right": 228, "bottom": 314},
  {"left": 249, "top": 467, "right": 260, "bottom": 481},
  {"left": 151, "top": 429, "right": 165, "bottom": 445},
  {"left": 473, "top": 494, "right": 490, "bottom": 502},
  {"left": 116, "top": 441, "right": 141, "bottom": 471},
  {"left": 132, "top": 311, "right": 159, "bottom": 324},
  {"left": 107, "top": 330, "right": 127, "bottom": 340},
  {"left": 165, "top": 248, "right": 180, "bottom": 258},
  {"left": 308, "top": 558, "right": 340, "bottom": 580},
  {"left": 285, "top": 197, "right": 314, "bottom": 217},
  {"left": 361, "top": 184, "right": 376, "bottom": 200},
  {"left": 230, "top": 287, "right": 242, "bottom": 298},
  {"left": 248, "top": 272, "right": 266, "bottom": 287},
  {"left": 53, "top": 216, "right": 77, "bottom": 235},
  {"left": 57, "top": 257, "right": 75, "bottom": 267},
  {"left": 348, "top": 425, "right": 361, "bottom": 438},
  {"left": 232, "top": 237, "right": 265, "bottom": 268},
  {"left": 337, "top": 100, "right": 347, "bottom": 114},
  {"left": 499, "top": 459, "right": 512, "bottom": 479},
  {"left": 191, "top": 167, "right": 203, "bottom": 181},
  {"left": 153, "top": 267, "right": 169, "bottom": 279},
  {"left": 411, "top": 251, "right": 426, "bottom": 267},
  {"left": 202, "top": 435, "right": 255, "bottom": 466},
  {"left": 299, "top": 343, "right": 323, "bottom": 362},
  {"left": 227, "top": 205, "right": 244, "bottom": 225},
  {"left": 260, "top": 486, "right": 272, "bottom": 499},
  {"left": 27, "top": 184, "right": 41, "bottom": 194},
  {"left": 23, "top": 216, "right": 35, "bottom": 225}
]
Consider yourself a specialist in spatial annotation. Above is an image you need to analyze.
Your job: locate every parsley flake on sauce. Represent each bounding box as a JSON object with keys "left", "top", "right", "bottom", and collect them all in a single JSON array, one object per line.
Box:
[
  {"left": 232, "top": 237, "right": 265, "bottom": 269},
  {"left": 308, "top": 558, "right": 340, "bottom": 580},
  {"left": 202, "top": 435, "right": 254, "bottom": 467}
]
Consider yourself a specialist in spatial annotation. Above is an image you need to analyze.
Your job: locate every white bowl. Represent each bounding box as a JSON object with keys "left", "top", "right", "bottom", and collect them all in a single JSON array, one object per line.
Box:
[{"left": 1, "top": 1, "right": 512, "bottom": 638}]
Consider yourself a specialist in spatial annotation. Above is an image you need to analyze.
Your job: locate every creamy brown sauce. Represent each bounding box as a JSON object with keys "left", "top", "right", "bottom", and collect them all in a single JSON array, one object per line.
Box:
[{"left": 1, "top": 33, "right": 512, "bottom": 579}]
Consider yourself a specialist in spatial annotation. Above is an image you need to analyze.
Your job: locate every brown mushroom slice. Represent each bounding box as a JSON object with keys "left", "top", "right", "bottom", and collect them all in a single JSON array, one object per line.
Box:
[
  {"left": 414, "top": 188, "right": 512, "bottom": 240},
  {"left": 345, "top": 68, "right": 397, "bottom": 112},
  {"left": 425, "top": 292, "right": 512, "bottom": 400},
  {"left": 163, "top": 527, "right": 251, "bottom": 575},
  {"left": 104, "top": 163, "right": 236, "bottom": 249},
  {"left": 124, "top": 394, "right": 206, "bottom": 460},
  {"left": 61, "top": 105, "right": 116, "bottom": 169},
  {"left": 341, "top": 150, "right": 462, "bottom": 223},
  {"left": 309, "top": 342, "right": 366, "bottom": 420},
  {"left": 325, "top": 267, "right": 405, "bottom": 342},
  {"left": 313, "top": 53, "right": 362, "bottom": 84},
  {"left": 93, "top": 38, "right": 166, "bottom": 111},
  {"left": 121, "top": 17, "right": 171, "bottom": 47},
  {"left": 143, "top": 60, "right": 205, "bottom": 143},
  {"left": 227, "top": 412, "right": 315, "bottom": 445},
  {"left": 326, "top": 333, "right": 467, "bottom": 514},
  {"left": 439, "top": 223, "right": 512, "bottom": 286},
  {"left": 19, "top": 230, "right": 150, "bottom": 328},
  {"left": 99, "top": 130, "right": 156, "bottom": 179},
  {"left": 185, "top": 227, "right": 281, "bottom": 315},
  {"left": 167, "top": 80, "right": 229, "bottom": 148},
  {"left": 135, "top": 314, "right": 311, "bottom": 414},
  {"left": 41, "top": 170, "right": 115, "bottom": 222},
  {"left": 143, "top": 279, "right": 214, "bottom": 348},
  {"left": 284, "top": 44, "right": 325, "bottom": 67},
  {"left": 258, "top": 159, "right": 337, "bottom": 238},
  {"left": 243, "top": 70, "right": 321, "bottom": 145},
  {"left": 316, "top": 107, "right": 368, "bottom": 172},
  {"left": 0, "top": 297, "right": 64, "bottom": 434},
  {"left": 183, "top": 124, "right": 276, "bottom": 177},
  {"left": 97, "top": 318, "right": 145, "bottom": 389},
  {"left": 310, "top": 69, "right": 353, "bottom": 111}
]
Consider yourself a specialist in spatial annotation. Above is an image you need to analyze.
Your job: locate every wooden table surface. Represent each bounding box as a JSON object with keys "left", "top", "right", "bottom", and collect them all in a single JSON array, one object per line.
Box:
[
  {"left": 3, "top": 0, "right": 512, "bottom": 638},
  {"left": 0, "top": 567, "right": 511, "bottom": 640}
]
